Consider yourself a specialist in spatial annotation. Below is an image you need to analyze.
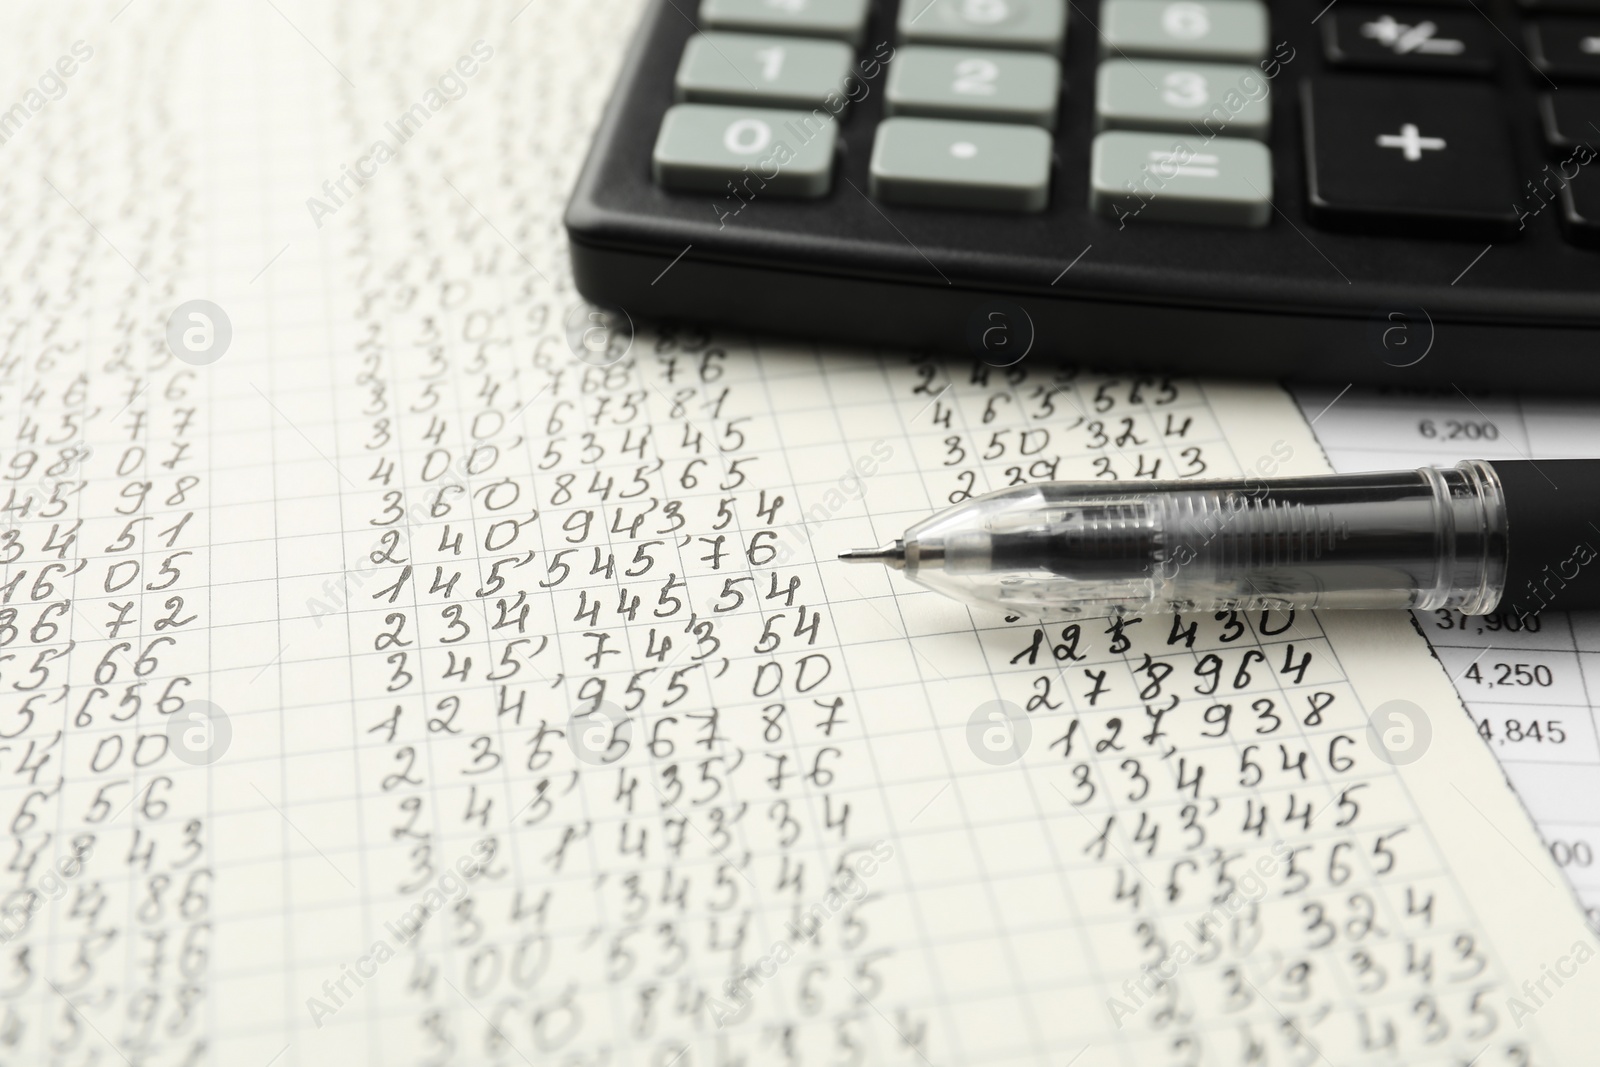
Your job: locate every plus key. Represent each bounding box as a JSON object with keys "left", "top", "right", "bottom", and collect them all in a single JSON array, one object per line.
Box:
[
  {"left": 1302, "top": 76, "right": 1520, "bottom": 238},
  {"left": 1376, "top": 123, "right": 1446, "bottom": 161}
]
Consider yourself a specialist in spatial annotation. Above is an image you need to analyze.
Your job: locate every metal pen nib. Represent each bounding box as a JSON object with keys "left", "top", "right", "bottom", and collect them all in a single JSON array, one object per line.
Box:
[{"left": 839, "top": 541, "right": 906, "bottom": 570}]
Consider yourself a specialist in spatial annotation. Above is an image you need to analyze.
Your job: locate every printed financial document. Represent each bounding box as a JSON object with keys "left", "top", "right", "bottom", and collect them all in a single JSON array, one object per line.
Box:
[
  {"left": 2, "top": 2, "right": 1596, "bottom": 1065},
  {"left": 1296, "top": 384, "right": 1600, "bottom": 929}
]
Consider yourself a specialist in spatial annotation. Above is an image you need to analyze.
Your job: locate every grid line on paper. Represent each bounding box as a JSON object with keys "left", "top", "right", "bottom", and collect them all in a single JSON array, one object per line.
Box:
[
  {"left": 0, "top": 756, "right": 1424, "bottom": 870},
  {"left": 398, "top": 161, "right": 475, "bottom": 1064},
  {"left": 0, "top": 612, "right": 1357, "bottom": 681},
  {"left": 315, "top": 128, "right": 381, "bottom": 1066},
  {"left": 506, "top": 271, "right": 640, "bottom": 1063},
  {"left": 1061, "top": 384, "right": 1534, "bottom": 1062},
  {"left": 465, "top": 258, "right": 559, "bottom": 1067},
  {"left": 905, "top": 359, "right": 1193, "bottom": 1067},
  {"left": 1303, "top": 622, "right": 1542, "bottom": 1054},
  {"left": 206, "top": 25, "right": 224, "bottom": 1052},
  {"left": 755, "top": 339, "right": 966, "bottom": 1066},
  {"left": 1193, "top": 391, "right": 1423, "bottom": 1017},
  {"left": 856, "top": 357, "right": 1058, "bottom": 1064},
  {"left": 267, "top": 233, "right": 300, "bottom": 1064},
  {"left": 643, "top": 350, "right": 798, "bottom": 1019},
  {"left": 748, "top": 339, "right": 912, "bottom": 1060},
  {"left": 3, "top": 622, "right": 1368, "bottom": 761},
  {"left": 975, "top": 366, "right": 1188, "bottom": 1067},
  {"left": 41, "top": 127, "right": 101, "bottom": 1065}
]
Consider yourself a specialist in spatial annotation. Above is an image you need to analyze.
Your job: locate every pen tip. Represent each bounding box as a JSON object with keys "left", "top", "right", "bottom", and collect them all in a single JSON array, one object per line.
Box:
[{"left": 839, "top": 541, "right": 906, "bottom": 568}]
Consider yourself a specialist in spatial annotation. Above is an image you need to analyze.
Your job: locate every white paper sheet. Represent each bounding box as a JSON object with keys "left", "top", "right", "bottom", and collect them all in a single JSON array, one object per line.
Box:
[{"left": 1296, "top": 383, "right": 1600, "bottom": 929}]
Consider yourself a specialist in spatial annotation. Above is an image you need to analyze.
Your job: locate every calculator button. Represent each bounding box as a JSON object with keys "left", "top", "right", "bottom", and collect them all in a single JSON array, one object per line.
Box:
[
  {"left": 1301, "top": 77, "right": 1519, "bottom": 237},
  {"left": 1089, "top": 131, "right": 1272, "bottom": 226},
  {"left": 700, "top": 0, "right": 871, "bottom": 45},
  {"left": 1099, "top": 0, "right": 1268, "bottom": 61},
  {"left": 1320, "top": 7, "right": 1495, "bottom": 73},
  {"left": 898, "top": 0, "right": 1069, "bottom": 55},
  {"left": 1538, "top": 90, "right": 1600, "bottom": 154},
  {"left": 1095, "top": 59, "right": 1270, "bottom": 139},
  {"left": 676, "top": 33, "right": 855, "bottom": 111},
  {"left": 1528, "top": 17, "right": 1600, "bottom": 79},
  {"left": 1559, "top": 170, "right": 1600, "bottom": 246},
  {"left": 653, "top": 104, "right": 838, "bottom": 197},
  {"left": 886, "top": 45, "right": 1062, "bottom": 126},
  {"left": 869, "top": 117, "right": 1052, "bottom": 211}
]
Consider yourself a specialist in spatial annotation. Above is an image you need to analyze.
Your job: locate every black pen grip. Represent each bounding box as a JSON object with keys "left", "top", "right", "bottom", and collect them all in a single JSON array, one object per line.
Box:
[{"left": 1491, "top": 459, "right": 1600, "bottom": 619}]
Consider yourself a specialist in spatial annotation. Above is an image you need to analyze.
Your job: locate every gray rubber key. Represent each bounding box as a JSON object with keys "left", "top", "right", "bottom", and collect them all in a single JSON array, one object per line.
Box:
[
  {"left": 701, "top": 0, "right": 872, "bottom": 46},
  {"left": 887, "top": 45, "right": 1062, "bottom": 126},
  {"left": 676, "top": 33, "right": 855, "bottom": 111},
  {"left": 870, "top": 117, "right": 1052, "bottom": 211},
  {"left": 1089, "top": 130, "right": 1271, "bottom": 226},
  {"left": 1099, "top": 0, "right": 1268, "bottom": 61},
  {"left": 653, "top": 104, "right": 839, "bottom": 197},
  {"left": 898, "top": 0, "right": 1069, "bottom": 54},
  {"left": 1095, "top": 59, "right": 1270, "bottom": 139}
]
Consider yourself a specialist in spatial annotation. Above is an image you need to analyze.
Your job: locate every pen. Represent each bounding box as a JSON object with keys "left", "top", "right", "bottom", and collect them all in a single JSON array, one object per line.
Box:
[{"left": 840, "top": 460, "right": 1600, "bottom": 620}]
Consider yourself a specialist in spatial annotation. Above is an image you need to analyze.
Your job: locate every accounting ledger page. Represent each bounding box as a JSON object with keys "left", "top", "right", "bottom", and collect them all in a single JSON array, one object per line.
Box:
[{"left": 0, "top": 3, "right": 1595, "bottom": 1066}]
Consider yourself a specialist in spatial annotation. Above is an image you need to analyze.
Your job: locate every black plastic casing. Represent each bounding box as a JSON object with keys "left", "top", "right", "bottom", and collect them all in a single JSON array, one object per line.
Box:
[
  {"left": 1493, "top": 459, "right": 1600, "bottom": 619},
  {"left": 565, "top": 0, "right": 1600, "bottom": 390}
]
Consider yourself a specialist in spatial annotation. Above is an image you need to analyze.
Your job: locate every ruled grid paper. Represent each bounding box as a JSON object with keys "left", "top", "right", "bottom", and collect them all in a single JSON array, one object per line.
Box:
[
  {"left": 0, "top": 2, "right": 1596, "bottom": 1066},
  {"left": 1296, "top": 384, "right": 1600, "bottom": 928}
]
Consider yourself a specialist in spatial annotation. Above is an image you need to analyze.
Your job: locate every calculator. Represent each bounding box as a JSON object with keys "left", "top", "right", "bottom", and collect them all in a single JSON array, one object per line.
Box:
[{"left": 564, "top": 0, "right": 1600, "bottom": 389}]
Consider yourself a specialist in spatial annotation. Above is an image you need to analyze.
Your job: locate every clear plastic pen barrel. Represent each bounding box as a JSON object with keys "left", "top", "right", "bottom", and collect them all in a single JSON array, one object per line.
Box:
[{"left": 894, "top": 461, "right": 1508, "bottom": 615}]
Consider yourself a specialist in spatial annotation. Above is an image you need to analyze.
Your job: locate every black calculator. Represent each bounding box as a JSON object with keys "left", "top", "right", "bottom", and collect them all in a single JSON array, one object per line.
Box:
[{"left": 564, "top": 0, "right": 1600, "bottom": 389}]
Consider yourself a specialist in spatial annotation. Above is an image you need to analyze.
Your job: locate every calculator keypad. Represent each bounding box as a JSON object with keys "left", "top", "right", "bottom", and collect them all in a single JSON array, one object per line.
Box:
[
  {"left": 869, "top": 116, "right": 1054, "bottom": 208},
  {"left": 647, "top": 0, "right": 1600, "bottom": 249},
  {"left": 676, "top": 32, "right": 857, "bottom": 110},
  {"left": 886, "top": 45, "right": 1062, "bottom": 125}
]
